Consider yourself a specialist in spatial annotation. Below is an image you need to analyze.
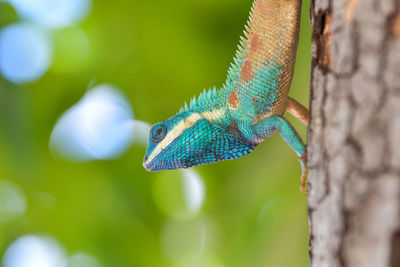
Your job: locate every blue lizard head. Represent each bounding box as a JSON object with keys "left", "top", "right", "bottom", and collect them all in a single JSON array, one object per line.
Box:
[{"left": 143, "top": 110, "right": 257, "bottom": 171}]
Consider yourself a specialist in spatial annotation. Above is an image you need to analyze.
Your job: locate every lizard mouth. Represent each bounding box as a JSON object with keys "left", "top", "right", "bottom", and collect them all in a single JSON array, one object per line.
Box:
[
  {"left": 143, "top": 156, "right": 167, "bottom": 172},
  {"left": 143, "top": 153, "right": 184, "bottom": 171},
  {"left": 143, "top": 157, "right": 155, "bottom": 171}
]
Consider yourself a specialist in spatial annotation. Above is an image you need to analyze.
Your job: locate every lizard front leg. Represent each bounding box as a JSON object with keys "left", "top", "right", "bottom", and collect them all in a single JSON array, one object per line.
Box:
[{"left": 252, "top": 115, "right": 308, "bottom": 195}]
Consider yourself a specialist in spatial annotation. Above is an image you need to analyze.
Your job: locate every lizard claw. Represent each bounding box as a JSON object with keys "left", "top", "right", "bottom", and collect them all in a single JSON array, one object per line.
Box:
[{"left": 299, "top": 152, "right": 308, "bottom": 195}]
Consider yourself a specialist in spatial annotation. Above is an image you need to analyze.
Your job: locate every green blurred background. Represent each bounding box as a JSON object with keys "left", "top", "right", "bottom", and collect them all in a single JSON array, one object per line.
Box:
[{"left": 0, "top": 0, "right": 311, "bottom": 266}]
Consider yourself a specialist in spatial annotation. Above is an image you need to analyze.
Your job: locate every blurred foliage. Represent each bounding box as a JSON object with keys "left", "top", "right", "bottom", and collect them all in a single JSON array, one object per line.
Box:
[{"left": 0, "top": 0, "right": 311, "bottom": 266}]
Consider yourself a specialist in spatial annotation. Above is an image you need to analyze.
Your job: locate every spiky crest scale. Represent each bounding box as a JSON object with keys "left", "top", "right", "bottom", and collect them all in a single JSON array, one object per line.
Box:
[{"left": 179, "top": 87, "right": 221, "bottom": 113}]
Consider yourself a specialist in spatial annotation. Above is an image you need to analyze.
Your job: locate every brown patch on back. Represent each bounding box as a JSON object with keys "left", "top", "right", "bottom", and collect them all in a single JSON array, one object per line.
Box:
[
  {"left": 249, "top": 34, "right": 261, "bottom": 53},
  {"left": 241, "top": 60, "right": 254, "bottom": 83},
  {"left": 228, "top": 92, "right": 239, "bottom": 109}
]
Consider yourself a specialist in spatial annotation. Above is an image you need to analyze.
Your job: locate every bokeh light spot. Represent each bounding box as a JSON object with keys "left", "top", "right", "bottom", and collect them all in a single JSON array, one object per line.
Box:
[
  {"left": 66, "top": 253, "right": 102, "bottom": 267},
  {"left": 8, "top": 0, "right": 91, "bottom": 28},
  {"left": 153, "top": 169, "right": 205, "bottom": 220},
  {"left": 182, "top": 169, "right": 205, "bottom": 214},
  {"left": 50, "top": 84, "right": 135, "bottom": 161},
  {"left": 0, "top": 23, "right": 52, "bottom": 83},
  {"left": 0, "top": 180, "right": 26, "bottom": 224},
  {"left": 2, "top": 235, "right": 66, "bottom": 267}
]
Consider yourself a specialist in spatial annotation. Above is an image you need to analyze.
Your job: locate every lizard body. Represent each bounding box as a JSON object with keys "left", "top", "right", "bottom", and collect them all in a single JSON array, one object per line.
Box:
[{"left": 143, "top": 0, "right": 309, "bottom": 194}]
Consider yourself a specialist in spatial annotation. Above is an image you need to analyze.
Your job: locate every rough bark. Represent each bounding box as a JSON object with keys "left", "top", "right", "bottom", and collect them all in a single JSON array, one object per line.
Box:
[{"left": 308, "top": 0, "right": 400, "bottom": 266}]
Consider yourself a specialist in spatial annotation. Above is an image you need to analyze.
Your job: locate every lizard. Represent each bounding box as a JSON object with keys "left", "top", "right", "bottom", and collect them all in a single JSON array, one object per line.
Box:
[{"left": 143, "top": 0, "right": 309, "bottom": 194}]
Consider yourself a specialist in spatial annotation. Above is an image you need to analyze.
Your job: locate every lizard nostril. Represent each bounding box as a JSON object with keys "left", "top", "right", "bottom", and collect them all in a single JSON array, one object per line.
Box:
[{"left": 144, "top": 156, "right": 148, "bottom": 161}]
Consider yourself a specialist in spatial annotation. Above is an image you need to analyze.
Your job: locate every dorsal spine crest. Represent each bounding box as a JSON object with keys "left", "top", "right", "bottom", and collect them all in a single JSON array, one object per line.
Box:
[{"left": 179, "top": 87, "right": 221, "bottom": 112}]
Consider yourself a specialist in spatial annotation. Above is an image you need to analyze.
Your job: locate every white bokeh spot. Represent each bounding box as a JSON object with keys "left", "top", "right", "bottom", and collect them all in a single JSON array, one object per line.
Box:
[
  {"left": 50, "top": 84, "right": 135, "bottom": 161},
  {"left": 2, "top": 235, "right": 66, "bottom": 267},
  {"left": 0, "top": 23, "right": 52, "bottom": 83},
  {"left": 8, "top": 0, "right": 91, "bottom": 28},
  {"left": 182, "top": 169, "right": 205, "bottom": 215}
]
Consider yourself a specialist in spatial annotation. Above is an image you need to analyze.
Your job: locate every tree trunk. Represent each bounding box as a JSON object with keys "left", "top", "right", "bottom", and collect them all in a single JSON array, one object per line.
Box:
[{"left": 308, "top": 0, "right": 400, "bottom": 266}]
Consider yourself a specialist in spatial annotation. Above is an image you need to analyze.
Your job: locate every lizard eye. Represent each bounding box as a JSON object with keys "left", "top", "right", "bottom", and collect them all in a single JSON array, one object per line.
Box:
[{"left": 150, "top": 124, "right": 167, "bottom": 143}]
